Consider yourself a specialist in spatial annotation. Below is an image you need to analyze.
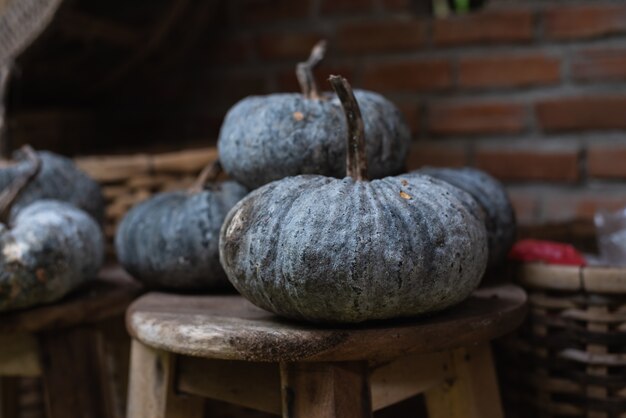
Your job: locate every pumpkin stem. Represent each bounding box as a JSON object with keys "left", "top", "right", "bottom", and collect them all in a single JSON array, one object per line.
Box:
[
  {"left": 329, "top": 75, "right": 368, "bottom": 181},
  {"left": 0, "top": 145, "right": 41, "bottom": 223},
  {"left": 296, "top": 40, "right": 327, "bottom": 100},
  {"left": 189, "top": 159, "right": 222, "bottom": 193}
]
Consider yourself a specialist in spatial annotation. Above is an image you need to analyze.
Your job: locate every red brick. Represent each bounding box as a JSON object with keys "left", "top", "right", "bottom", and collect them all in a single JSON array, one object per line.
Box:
[
  {"left": 433, "top": 10, "right": 533, "bottom": 46},
  {"left": 361, "top": 59, "right": 452, "bottom": 92},
  {"left": 475, "top": 145, "right": 580, "bottom": 182},
  {"left": 405, "top": 142, "right": 468, "bottom": 170},
  {"left": 571, "top": 47, "right": 626, "bottom": 82},
  {"left": 458, "top": 54, "right": 560, "bottom": 89},
  {"left": 320, "top": 0, "right": 373, "bottom": 15},
  {"left": 395, "top": 102, "right": 420, "bottom": 136},
  {"left": 337, "top": 20, "right": 426, "bottom": 53},
  {"left": 257, "top": 32, "right": 326, "bottom": 60},
  {"left": 588, "top": 144, "right": 626, "bottom": 179},
  {"left": 382, "top": 0, "right": 412, "bottom": 12},
  {"left": 276, "top": 65, "right": 356, "bottom": 92},
  {"left": 543, "top": 192, "right": 626, "bottom": 222},
  {"left": 240, "top": 0, "right": 311, "bottom": 24},
  {"left": 536, "top": 96, "right": 626, "bottom": 132},
  {"left": 507, "top": 190, "right": 541, "bottom": 225},
  {"left": 428, "top": 102, "right": 526, "bottom": 136},
  {"left": 209, "top": 36, "right": 251, "bottom": 65},
  {"left": 200, "top": 72, "right": 268, "bottom": 105},
  {"left": 573, "top": 195, "right": 626, "bottom": 220},
  {"left": 543, "top": 4, "right": 626, "bottom": 40}
]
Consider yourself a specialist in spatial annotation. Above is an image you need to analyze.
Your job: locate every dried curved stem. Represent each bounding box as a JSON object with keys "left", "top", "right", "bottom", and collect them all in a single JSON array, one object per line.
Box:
[
  {"left": 189, "top": 159, "right": 222, "bottom": 193},
  {"left": 0, "top": 145, "right": 41, "bottom": 223},
  {"left": 329, "top": 75, "right": 368, "bottom": 181},
  {"left": 296, "top": 40, "right": 327, "bottom": 100}
]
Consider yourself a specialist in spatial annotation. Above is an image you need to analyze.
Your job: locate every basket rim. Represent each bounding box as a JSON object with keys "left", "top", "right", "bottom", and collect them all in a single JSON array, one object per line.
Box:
[{"left": 517, "top": 262, "right": 626, "bottom": 293}]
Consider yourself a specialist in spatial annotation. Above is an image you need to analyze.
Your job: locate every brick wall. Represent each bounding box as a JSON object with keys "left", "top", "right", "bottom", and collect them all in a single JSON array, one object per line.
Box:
[{"left": 203, "top": 0, "right": 626, "bottom": 226}]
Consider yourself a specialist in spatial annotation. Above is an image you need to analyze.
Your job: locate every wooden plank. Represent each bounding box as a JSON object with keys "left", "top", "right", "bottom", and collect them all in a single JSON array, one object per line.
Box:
[
  {"left": 151, "top": 148, "right": 217, "bottom": 174},
  {"left": 583, "top": 267, "right": 626, "bottom": 293},
  {"left": 127, "top": 341, "right": 204, "bottom": 418},
  {"left": 39, "top": 327, "right": 111, "bottom": 418},
  {"left": 425, "top": 344, "right": 503, "bottom": 418},
  {"left": 280, "top": 361, "right": 372, "bottom": 418},
  {"left": 0, "top": 334, "right": 41, "bottom": 377},
  {"left": 177, "top": 356, "right": 281, "bottom": 414},
  {"left": 0, "top": 275, "right": 140, "bottom": 334},
  {"left": 98, "top": 318, "right": 132, "bottom": 418},
  {"left": 370, "top": 351, "right": 450, "bottom": 411},
  {"left": 76, "top": 154, "right": 152, "bottom": 183},
  {"left": 517, "top": 263, "right": 582, "bottom": 290},
  {"left": 127, "top": 286, "right": 527, "bottom": 362},
  {"left": 0, "top": 377, "right": 20, "bottom": 418}
]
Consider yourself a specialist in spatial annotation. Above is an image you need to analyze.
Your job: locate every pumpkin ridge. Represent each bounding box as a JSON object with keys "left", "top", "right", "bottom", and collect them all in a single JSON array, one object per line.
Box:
[
  {"left": 376, "top": 177, "right": 439, "bottom": 293},
  {"left": 365, "top": 178, "right": 406, "bottom": 295},
  {"left": 223, "top": 177, "right": 329, "bottom": 312},
  {"left": 274, "top": 178, "right": 352, "bottom": 318}
]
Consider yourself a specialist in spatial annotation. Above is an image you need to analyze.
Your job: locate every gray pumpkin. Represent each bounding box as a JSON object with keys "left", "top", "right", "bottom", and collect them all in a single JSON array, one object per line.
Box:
[
  {"left": 218, "top": 42, "right": 411, "bottom": 190},
  {"left": 414, "top": 167, "right": 516, "bottom": 268},
  {"left": 219, "top": 76, "right": 488, "bottom": 323},
  {"left": 115, "top": 169, "right": 248, "bottom": 290},
  {"left": 0, "top": 200, "right": 104, "bottom": 312},
  {"left": 0, "top": 150, "right": 105, "bottom": 222}
]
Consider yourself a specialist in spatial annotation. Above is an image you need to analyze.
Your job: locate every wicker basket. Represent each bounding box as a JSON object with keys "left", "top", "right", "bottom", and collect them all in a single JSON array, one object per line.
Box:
[
  {"left": 498, "top": 259, "right": 626, "bottom": 417},
  {"left": 75, "top": 146, "right": 218, "bottom": 257}
]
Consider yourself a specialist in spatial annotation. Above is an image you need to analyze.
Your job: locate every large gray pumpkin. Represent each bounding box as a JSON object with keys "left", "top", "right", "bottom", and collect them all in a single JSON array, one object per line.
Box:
[
  {"left": 219, "top": 76, "right": 488, "bottom": 323},
  {"left": 0, "top": 200, "right": 104, "bottom": 311},
  {"left": 414, "top": 167, "right": 516, "bottom": 268},
  {"left": 115, "top": 165, "right": 247, "bottom": 290},
  {"left": 0, "top": 149, "right": 105, "bottom": 222},
  {"left": 218, "top": 42, "right": 410, "bottom": 190}
]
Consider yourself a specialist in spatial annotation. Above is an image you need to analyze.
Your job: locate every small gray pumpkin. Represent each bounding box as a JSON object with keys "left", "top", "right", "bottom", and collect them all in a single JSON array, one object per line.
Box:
[
  {"left": 219, "top": 76, "right": 488, "bottom": 323},
  {"left": 0, "top": 148, "right": 105, "bottom": 222},
  {"left": 115, "top": 162, "right": 248, "bottom": 290},
  {"left": 414, "top": 167, "right": 516, "bottom": 268},
  {"left": 0, "top": 152, "right": 104, "bottom": 312},
  {"left": 218, "top": 41, "right": 411, "bottom": 190}
]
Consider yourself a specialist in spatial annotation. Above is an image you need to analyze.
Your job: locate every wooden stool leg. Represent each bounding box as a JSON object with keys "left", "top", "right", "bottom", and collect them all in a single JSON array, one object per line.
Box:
[
  {"left": 127, "top": 340, "right": 204, "bottom": 418},
  {"left": 0, "top": 377, "right": 19, "bottom": 418},
  {"left": 280, "top": 361, "right": 372, "bottom": 418},
  {"left": 39, "top": 327, "right": 114, "bottom": 418},
  {"left": 425, "top": 343, "right": 504, "bottom": 418}
]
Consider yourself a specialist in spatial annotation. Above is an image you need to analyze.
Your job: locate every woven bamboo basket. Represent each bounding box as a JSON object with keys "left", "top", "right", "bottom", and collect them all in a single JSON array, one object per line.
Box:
[
  {"left": 498, "top": 238, "right": 626, "bottom": 417},
  {"left": 73, "top": 146, "right": 219, "bottom": 257}
]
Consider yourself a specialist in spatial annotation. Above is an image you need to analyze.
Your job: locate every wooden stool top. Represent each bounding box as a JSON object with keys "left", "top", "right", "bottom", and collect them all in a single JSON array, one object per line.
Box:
[
  {"left": 0, "top": 265, "right": 141, "bottom": 333},
  {"left": 127, "top": 285, "right": 527, "bottom": 362}
]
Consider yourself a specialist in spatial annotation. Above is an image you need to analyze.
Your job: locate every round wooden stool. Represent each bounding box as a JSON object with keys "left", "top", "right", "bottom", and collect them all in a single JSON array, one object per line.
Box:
[
  {"left": 0, "top": 266, "right": 141, "bottom": 418},
  {"left": 126, "top": 285, "right": 527, "bottom": 418}
]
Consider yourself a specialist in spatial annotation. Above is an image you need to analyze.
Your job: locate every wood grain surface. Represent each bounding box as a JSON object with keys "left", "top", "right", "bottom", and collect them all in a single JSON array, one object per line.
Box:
[
  {"left": 127, "top": 285, "right": 527, "bottom": 362},
  {"left": 0, "top": 265, "right": 140, "bottom": 333}
]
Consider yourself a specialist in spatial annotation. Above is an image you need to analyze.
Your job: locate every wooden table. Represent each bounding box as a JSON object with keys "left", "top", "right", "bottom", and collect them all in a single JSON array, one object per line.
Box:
[
  {"left": 126, "top": 285, "right": 527, "bottom": 418},
  {"left": 0, "top": 266, "right": 141, "bottom": 418}
]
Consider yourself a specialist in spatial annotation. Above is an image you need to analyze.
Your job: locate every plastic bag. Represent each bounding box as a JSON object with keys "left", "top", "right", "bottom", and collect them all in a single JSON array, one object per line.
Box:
[{"left": 595, "top": 207, "right": 626, "bottom": 266}]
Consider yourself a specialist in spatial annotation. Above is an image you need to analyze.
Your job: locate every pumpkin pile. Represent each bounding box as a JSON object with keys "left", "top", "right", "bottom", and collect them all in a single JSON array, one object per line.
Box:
[
  {"left": 219, "top": 76, "right": 489, "bottom": 323},
  {"left": 115, "top": 42, "right": 515, "bottom": 323},
  {"left": 0, "top": 146, "right": 105, "bottom": 311}
]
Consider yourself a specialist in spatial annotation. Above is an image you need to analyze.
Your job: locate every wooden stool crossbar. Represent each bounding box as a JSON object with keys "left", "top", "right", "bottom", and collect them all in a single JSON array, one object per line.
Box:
[{"left": 126, "top": 286, "right": 527, "bottom": 418}]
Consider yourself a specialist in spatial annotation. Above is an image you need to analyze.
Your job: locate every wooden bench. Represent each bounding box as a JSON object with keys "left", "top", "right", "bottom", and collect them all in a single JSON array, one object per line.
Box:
[
  {"left": 0, "top": 266, "right": 141, "bottom": 418},
  {"left": 126, "top": 285, "right": 527, "bottom": 418}
]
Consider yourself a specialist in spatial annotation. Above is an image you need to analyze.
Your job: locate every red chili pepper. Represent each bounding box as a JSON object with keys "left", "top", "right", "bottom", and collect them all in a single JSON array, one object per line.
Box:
[{"left": 508, "top": 239, "right": 586, "bottom": 266}]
